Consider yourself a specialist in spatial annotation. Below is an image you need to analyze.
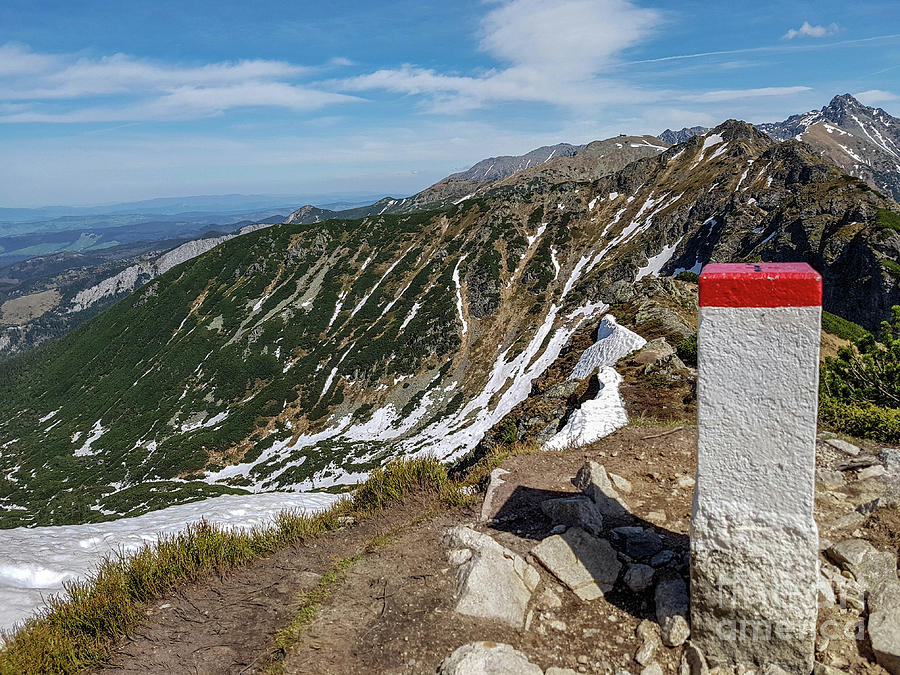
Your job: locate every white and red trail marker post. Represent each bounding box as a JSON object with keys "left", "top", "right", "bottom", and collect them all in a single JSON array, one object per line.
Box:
[{"left": 691, "top": 263, "right": 822, "bottom": 671}]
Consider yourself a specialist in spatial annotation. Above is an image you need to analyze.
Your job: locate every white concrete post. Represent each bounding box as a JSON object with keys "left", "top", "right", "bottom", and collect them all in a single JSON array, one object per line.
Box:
[{"left": 691, "top": 263, "right": 822, "bottom": 671}]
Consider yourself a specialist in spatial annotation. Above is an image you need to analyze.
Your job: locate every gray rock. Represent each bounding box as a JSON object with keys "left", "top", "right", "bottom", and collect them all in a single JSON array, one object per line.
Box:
[
  {"left": 573, "top": 461, "right": 629, "bottom": 521},
  {"left": 868, "top": 607, "right": 900, "bottom": 674},
  {"left": 650, "top": 550, "right": 676, "bottom": 567},
  {"left": 870, "top": 579, "right": 900, "bottom": 614},
  {"left": 640, "top": 663, "right": 664, "bottom": 675},
  {"left": 813, "top": 663, "right": 844, "bottom": 675},
  {"left": 629, "top": 531, "right": 664, "bottom": 560},
  {"left": 445, "top": 526, "right": 539, "bottom": 628},
  {"left": 835, "top": 455, "right": 880, "bottom": 471},
  {"left": 634, "top": 637, "right": 657, "bottom": 666},
  {"left": 609, "top": 472, "right": 634, "bottom": 494},
  {"left": 541, "top": 495, "right": 604, "bottom": 536},
  {"left": 858, "top": 464, "right": 887, "bottom": 480},
  {"left": 546, "top": 669, "right": 579, "bottom": 675},
  {"left": 480, "top": 468, "right": 510, "bottom": 522},
  {"left": 632, "top": 338, "right": 676, "bottom": 366},
  {"left": 544, "top": 381, "right": 580, "bottom": 399},
  {"left": 531, "top": 527, "right": 622, "bottom": 601},
  {"left": 679, "top": 642, "right": 709, "bottom": 675},
  {"left": 815, "top": 469, "right": 845, "bottom": 490},
  {"left": 824, "top": 438, "right": 860, "bottom": 456},
  {"left": 817, "top": 575, "right": 835, "bottom": 606},
  {"left": 881, "top": 448, "right": 900, "bottom": 475},
  {"left": 655, "top": 576, "right": 690, "bottom": 647},
  {"left": 438, "top": 641, "right": 543, "bottom": 674},
  {"left": 447, "top": 548, "right": 472, "bottom": 566},
  {"left": 536, "top": 587, "right": 562, "bottom": 610},
  {"left": 826, "top": 539, "right": 896, "bottom": 594},
  {"left": 624, "top": 564, "right": 655, "bottom": 593}
]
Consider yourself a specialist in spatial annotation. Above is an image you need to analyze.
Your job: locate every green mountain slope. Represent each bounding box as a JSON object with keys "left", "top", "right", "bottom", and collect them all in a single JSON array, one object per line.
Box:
[{"left": 2, "top": 120, "right": 898, "bottom": 528}]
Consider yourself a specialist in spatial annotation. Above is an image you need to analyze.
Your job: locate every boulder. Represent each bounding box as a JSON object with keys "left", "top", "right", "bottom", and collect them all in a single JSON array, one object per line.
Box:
[
  {"left": 632, "top": 338, "right": 676, "bottom": 366},
  {"left": 624, "top": 564, "right": 655, "bottom": 593},
  {"left": 438, "top": 641, "right": 543, "bottom": 674},
  {"left": 541, "top": 496, "right": 604, "bottom": 536},
  {"left": 531, "top": 527, "right": 622, "bottom": 601},
  {"left": 824, "top": 438, "right": 860, "bottom": 456},
  {"left": 573, "top": 461, "right": 630, "bottom": 521},
  {"left": 444, "top": 526, "right": 540, "bottom": 628},
  {"left": 655, "top": 576, "right": 690, "bottom": 647},
  {"left": 868, "top": 607, "right": 900, "bottom": 674}
]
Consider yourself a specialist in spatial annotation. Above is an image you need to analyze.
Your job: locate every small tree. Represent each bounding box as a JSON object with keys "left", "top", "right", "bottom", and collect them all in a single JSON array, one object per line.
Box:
[{"left": 821, "top": 305, "right": 900, "bottom": 409}]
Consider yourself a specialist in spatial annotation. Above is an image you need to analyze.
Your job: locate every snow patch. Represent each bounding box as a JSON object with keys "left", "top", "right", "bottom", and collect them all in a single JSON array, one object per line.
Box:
[
  {"left": 453, "top": 255, "right": 469, "bottom": 335},
  {"left": 544, "top": 367, "right": 628, "bottom": 451},
  {"left": 568, "top": 315, "right": 646, "bottom": 381},
  {"left": 635, "top": 236, "right": 684, "bottom": 281},
  {"left": 74, "top": 421, "right": 106, "bottom": 457}
]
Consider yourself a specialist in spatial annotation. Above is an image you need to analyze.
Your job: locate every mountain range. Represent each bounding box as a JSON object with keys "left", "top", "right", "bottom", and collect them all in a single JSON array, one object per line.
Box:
[
  {"left": 1, "top": 93, "right": 899, "bottom": 528},
  {"left": 663, "top": 94, "right": 900, "bottom": 202}
]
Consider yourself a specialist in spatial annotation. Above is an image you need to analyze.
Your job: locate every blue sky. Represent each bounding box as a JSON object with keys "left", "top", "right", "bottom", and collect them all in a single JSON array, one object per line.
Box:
[{"left": 1, "top": 0, "right": 898, "bottom": 207}]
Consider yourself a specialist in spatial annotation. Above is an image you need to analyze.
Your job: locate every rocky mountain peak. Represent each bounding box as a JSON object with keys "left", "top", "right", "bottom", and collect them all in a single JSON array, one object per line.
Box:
[
  {"left": 710, "top": 119, "right": 771, "bottom": 145},
  {"left": 755, "top": 93, "right": 900, "bottom": 200},
  {"left": 658, "top": 126, "right": 709, "bottom": 145}
]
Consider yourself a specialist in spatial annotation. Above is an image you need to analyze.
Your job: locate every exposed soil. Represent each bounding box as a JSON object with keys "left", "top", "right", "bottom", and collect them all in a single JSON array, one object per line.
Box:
[{"left": 279, "top": 426, "right": 697, "bottom": 675}]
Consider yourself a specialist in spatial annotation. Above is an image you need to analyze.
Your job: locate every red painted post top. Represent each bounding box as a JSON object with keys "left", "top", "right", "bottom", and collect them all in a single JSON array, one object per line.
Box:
[{"left": 699, "top": 262, "right": 822, "bottom": 308}]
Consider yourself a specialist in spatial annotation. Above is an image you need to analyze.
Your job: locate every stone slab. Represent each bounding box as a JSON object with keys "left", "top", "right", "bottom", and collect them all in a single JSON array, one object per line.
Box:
[{"left": 532, "top": 526, "right": 621, "bottom": 601}]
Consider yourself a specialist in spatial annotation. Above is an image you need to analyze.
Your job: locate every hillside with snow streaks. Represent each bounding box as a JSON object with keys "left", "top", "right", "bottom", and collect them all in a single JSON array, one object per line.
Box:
[{"left": 1, "top": 118, "right": 899, "bottom": 527}]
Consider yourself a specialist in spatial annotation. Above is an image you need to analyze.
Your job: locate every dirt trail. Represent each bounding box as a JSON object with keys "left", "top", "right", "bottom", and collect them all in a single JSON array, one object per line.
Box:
[{"left": 94, "top": 493, "right": 448, "bottom": 674}]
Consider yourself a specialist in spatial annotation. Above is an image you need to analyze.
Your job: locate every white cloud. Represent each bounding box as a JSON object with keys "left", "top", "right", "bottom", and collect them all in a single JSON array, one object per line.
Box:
[
  {"left": 0, "top": 44, "right": 359, "bottom": 122},
  {"left": 337, "top": 0, "right": 663, "bottom": 111},
  {"left": 693, "top": 86, "right": 812, "bottom": 103},
  {"left": 854, "top": 89, "right": 900, "bottom": 105},
  {"left": 783, "top": 22, "right": 838, "bottom": 40}
]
